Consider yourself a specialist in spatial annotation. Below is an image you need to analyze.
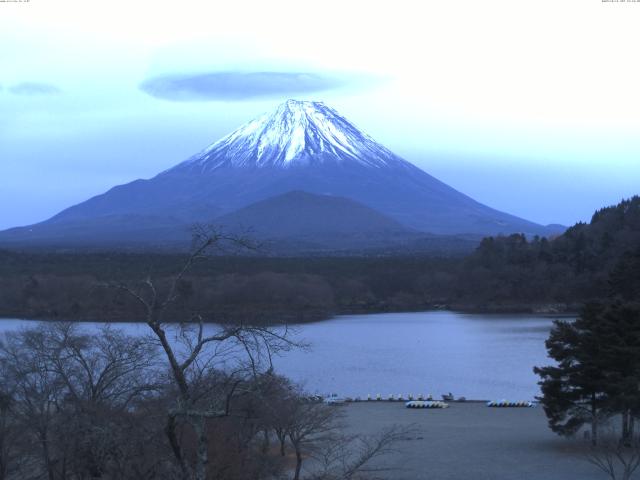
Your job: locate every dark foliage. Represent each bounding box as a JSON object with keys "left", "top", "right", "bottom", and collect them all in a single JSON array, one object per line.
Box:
[
  {"left": 456, "top": 196, "right": 640, "bottom": 308},
  {"left": 0, "top": 196, "right": 638, "bottom": 322},
  {"left": 535, "top": 302, "right": 640, "bottom": 446}
]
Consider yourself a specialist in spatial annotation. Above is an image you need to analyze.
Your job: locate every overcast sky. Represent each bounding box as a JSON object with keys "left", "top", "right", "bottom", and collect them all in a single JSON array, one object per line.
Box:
[{"left": 1, "top": 0, "right": 639, "bottom": 230}]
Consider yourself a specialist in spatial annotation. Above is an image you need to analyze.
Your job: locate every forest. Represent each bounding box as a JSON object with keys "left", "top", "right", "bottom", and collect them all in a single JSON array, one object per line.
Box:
[{"left": 0, "top": 196, "right": 638, "bottom": 324}]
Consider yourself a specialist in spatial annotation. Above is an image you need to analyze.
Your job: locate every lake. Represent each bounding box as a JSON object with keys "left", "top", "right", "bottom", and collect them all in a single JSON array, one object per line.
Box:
[{"left": 0, "top": 311, "right": 567, "bottom": 400}]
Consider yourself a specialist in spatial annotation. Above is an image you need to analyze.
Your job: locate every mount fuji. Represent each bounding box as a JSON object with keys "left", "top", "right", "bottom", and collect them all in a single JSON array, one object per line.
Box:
[{"left": 0, "top": 100, "right": 561, "bottom": 251}]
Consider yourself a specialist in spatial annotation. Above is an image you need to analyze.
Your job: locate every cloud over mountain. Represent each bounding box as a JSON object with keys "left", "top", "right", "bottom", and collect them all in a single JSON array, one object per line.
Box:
[
  {"left": 139, "top": 71, "right": 364, "bottom": 101},
  {"left": 8, "top": 82, "right": 61, "bottom": 96}
]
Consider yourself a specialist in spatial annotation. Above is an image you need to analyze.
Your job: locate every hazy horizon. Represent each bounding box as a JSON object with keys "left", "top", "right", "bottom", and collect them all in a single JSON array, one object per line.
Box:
[{"left": 2, "top": 0, "right": 639, "bottom": 230}]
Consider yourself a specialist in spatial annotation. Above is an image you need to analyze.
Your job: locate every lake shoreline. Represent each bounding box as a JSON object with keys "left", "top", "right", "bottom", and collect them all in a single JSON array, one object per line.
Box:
[{"left": 0, "top": 302, "right": 580, "bottom": 325}]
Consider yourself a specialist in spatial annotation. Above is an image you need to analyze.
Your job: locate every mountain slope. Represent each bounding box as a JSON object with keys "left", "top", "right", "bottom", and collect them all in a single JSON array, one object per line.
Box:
[
  {"left": 0, "top": 100, "right": 560, "bottom": 249},
  {"left": 0, "top": 214, "right": 190, "bottom": 250}
]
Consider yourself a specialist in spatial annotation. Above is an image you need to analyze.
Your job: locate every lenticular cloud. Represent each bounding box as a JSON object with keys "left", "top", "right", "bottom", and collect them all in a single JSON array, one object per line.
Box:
[{"left": 139, "top": 71, "right": 347, "bottom": 101}]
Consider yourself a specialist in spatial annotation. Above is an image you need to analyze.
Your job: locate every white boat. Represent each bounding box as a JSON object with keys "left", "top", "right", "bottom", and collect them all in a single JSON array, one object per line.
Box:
[{"left": 324, "top": 395, "right": 347, "bottom": 406}]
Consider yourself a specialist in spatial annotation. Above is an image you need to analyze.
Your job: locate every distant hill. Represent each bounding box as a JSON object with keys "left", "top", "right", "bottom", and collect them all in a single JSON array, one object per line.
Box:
[{"left": 215, "top": 190, "right": 418, "bottom": 248}]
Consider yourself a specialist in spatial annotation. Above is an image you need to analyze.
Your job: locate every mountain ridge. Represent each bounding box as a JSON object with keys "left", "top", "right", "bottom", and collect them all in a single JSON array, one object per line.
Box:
[{"left": 0, "top": 100, "right": 563, "bottom": 250}]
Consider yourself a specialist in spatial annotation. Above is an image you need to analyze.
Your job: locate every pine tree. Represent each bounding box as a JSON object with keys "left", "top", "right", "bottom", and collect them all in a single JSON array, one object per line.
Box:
[
  {"left": 597, "top": 302, "right": 640, "bottom": 445},
  {"left": 534, "top": 304, "right": 610, "bottom": 445},
  {"left": 609, "top": 248, "right": 640, "bottom": 301},
  {"left": 535, "top": 302, "right": 640, "bottom": 445}
]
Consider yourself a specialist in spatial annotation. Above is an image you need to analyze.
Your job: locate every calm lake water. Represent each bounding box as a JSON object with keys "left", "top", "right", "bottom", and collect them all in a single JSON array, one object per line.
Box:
[{"left": 0, "top": 311, "right": 567, "bottom": 400}]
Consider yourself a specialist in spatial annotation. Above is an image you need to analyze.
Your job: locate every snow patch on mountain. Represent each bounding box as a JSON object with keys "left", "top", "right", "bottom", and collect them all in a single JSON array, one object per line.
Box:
[{"left": 170, "top": 99, "right": 411, "bottom": 172}]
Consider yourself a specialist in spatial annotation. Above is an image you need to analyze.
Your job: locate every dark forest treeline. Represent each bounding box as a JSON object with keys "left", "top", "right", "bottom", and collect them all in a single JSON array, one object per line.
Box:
[
  {"left": 1, "top": 196, "right": 639, "bottom": 323},
  {"left": 463, "top": 196, "right": 640, "bottom": 307},
  {"left": 0, "top": 254, "right": 457, "bottom": 323}
]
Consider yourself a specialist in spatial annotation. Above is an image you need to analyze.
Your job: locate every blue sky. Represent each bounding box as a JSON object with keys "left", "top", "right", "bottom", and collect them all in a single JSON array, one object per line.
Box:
[{"left": 1, "top": 0, "right": 639, "bottom": 230}]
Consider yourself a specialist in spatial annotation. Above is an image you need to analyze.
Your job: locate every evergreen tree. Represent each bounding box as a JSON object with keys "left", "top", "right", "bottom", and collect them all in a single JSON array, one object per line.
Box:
[
  {"left": 609, "top": 248, "right": 640, "bottom": 301},
  {"left": 534, "top": 304, "right": 611, "bottom": 445},
  {"left": 597, "top": 302, "right": 640, "bottom": 445},
  {"left": 535, "top": 302, "right": 640, "bottom": 445}
]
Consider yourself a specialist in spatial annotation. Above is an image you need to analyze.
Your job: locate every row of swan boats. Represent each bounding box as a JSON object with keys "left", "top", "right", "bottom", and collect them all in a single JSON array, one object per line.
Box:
[{"left": 322, "top": 394, "right": 535, "bottom": 408}]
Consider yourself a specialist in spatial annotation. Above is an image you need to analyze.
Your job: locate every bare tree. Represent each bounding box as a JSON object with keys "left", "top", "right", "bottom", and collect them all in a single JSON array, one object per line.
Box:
[
  {"left": 0, "top": 379, "right": 24, "bottom": 480},
  {"left": 585, "top": 429, "right": 640, "bottom": 480},
  {"left": 108, "top": 226, "right": 298, "bottom": 480},
  {"left": 250, "top": 374, "right": 412, "bottom": 480},
  {"left": 286, "top": 401, "right": 343, "bottom": 480},
  {"left": 310, "top": 425, "right": 414, "bottom": 480},
  {"left": 0, "top": 327, "right": 67, "bottom": 480},
  {"left": 35, "top": 322, "right": 159, "bottom": 410},
  {"left": 0, "top": 322, "right": 165, "bottom": 480},
  {"left": 240, "top": 370, "right": 299, "bottom": 458},
  {"left": 43, "top": 323, "right": 159, "bottom": 478}
]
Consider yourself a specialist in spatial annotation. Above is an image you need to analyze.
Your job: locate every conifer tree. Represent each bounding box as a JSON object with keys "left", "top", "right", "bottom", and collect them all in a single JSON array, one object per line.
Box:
[
  {"left": 535, "top": 302, "right": 640, "bottom": 445},
  {"left": 534, "top": 304, "right": 610, "bottom": 445}
]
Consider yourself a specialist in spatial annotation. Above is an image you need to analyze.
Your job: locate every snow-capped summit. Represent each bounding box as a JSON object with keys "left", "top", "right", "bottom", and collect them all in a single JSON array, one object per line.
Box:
[{"left": 171, "top": 99, "right": 409, "bottom": 172}]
